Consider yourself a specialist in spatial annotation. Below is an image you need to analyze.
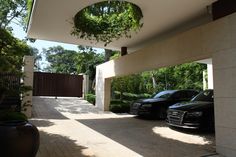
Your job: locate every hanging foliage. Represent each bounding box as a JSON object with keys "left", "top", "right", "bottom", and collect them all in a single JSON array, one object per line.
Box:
[{"left": 71, "top": 1, "right": 143, "bottom": 46}]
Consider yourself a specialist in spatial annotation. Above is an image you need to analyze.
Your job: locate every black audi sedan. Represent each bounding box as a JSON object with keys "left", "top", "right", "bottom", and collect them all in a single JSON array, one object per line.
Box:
[
  {"left": 167, "top": 89, "right": 214, "bottom": 130},
  {"left": 130, "top": 90, "right": 199, "bottom": 119}
]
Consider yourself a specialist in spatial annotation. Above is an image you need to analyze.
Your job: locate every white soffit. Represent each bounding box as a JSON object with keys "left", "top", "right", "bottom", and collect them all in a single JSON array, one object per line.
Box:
[{"left": 27, "top": 0, "right": 216, "bottom": 52}]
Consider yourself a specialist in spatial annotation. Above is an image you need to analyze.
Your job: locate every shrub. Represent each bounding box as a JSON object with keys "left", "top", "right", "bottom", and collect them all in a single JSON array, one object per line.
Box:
[
  {"left": 110, "top": 100, "right": 131, "bottom": 113},
  {"left": 85, "top": 94, "right": 95, "bottom": 105},
  {"left": 122, "top": 92, "right": 138, "bottom": 101},
  {"left": 137, "top": 93, "right": 152, "bottom": 99},
  {"left": 112, "top": 91, "right": 152, "bottom": 101},
  {"left": 0, "top": 111, "right": 27, "bottom": 121},
  {"left": 113, "top": 91, "right": 121, "bottom": 99}
]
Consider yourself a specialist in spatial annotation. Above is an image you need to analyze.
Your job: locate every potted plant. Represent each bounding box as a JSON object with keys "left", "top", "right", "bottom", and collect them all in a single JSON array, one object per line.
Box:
[
  {"left": 0, "top": 74, "right": 39, "bottom": 157},
  {"left": 0, "top": 110, "right": 39, "bottom": 157},
  {"left": 0, "top": 75, "right": 39, "bottom": 157}
]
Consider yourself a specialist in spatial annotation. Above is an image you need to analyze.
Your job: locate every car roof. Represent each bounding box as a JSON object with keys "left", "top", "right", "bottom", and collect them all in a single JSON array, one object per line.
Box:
[{"left": 161, "top": 89, "right": 198, "bottom": 93}]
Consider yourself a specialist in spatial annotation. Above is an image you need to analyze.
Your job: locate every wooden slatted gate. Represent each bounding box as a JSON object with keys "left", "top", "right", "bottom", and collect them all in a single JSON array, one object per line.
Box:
[{"left": 33, "top": 72, "right": 83, "bottom": 97}]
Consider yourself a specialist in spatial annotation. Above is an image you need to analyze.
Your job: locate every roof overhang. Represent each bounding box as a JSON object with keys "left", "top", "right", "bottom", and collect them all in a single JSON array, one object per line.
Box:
[{"left": 27, "top": 0, "right": 216, "bottom": 52}]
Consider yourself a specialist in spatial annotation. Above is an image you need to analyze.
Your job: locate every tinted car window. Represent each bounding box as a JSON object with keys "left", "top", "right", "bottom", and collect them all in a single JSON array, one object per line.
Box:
[
  {"left": 171, "top": 91, "right": 187, "bottom": 100},
  {"left": 192, "top": 90, "right": 213, "bottom": 102},
  {"left": 153, "top": 91, "right": 175, "bottom": 99},
  {"left": 171, "top": 91, "right": 198, "bottom": 100},
  {"left": 185, "top": 91, "right": 198, "bottom": 99}
]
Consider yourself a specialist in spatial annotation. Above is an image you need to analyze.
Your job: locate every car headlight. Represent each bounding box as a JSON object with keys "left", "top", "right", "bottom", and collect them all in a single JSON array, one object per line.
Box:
[
  {"left": 141, "top": 104, "right": 152, "bottom": 107},
  {"left": 186, "top": 111, "right": 203, "bottom": 117}
]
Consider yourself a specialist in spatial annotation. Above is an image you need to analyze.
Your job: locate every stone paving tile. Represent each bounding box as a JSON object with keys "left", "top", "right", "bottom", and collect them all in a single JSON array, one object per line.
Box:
[{"left": 31, "top": 97, "right": 217, "bottom": 157}]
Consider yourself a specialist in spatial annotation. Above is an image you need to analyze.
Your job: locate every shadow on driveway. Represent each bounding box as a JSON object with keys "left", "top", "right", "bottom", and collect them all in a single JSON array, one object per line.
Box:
[
  {"left": 37, "top": 130, "right": 94, "bottom": 157},
  {"left": 32, "top": 97, "right": 69, "bottom": 120},
  {"left": 78, "top": 117, "right": 216, "bottom": 157}
]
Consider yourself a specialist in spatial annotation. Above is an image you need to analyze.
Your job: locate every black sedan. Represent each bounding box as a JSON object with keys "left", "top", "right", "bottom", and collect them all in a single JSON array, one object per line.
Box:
[
  {"left": 167, "top": 89, "right": 214, "bottom": 130},
  {"left": 130, "top": 90, "right": 199, "bottom": 119}
]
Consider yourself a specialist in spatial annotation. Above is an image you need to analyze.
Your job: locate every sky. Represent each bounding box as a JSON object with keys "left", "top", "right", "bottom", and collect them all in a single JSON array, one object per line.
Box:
[{"left": 11, "top": 22, "right": 104, "bottom": 70}]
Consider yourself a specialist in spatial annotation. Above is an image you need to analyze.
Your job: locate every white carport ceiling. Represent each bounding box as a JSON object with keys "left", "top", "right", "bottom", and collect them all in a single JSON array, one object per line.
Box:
[{"left": 27, "top": 0, "right": 216, "bottom": 52}]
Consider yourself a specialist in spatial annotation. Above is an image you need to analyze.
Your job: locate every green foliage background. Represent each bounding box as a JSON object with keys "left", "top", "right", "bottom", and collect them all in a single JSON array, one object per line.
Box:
[
  {"left": 0, "top": 0, "right": 35, "bottom": 112},
  {"left": 112, "top": 62, "right": 206, "bottom": 96}
]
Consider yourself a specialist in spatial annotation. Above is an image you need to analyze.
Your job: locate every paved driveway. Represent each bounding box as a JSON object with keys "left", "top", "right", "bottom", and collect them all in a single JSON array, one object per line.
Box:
[{"left": 31, "top": 97, "right": 217, "bottom": 157}]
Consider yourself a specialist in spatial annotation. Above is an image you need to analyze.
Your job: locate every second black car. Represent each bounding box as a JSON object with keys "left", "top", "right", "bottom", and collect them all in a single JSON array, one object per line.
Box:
[{"left": 167, "top": 89, "right": 214, "bottom": 130}]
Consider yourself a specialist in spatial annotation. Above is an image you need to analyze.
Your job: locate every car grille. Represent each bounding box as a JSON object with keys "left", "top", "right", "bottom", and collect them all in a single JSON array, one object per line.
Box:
[{"left": 167, "top": 110, "right": 186, "bottom": 125}]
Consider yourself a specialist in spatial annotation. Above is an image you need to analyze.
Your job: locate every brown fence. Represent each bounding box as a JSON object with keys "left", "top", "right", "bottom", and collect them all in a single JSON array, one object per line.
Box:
[
  {"left": 0, "top": 73, "right": 21, "bottom": 111},
  {"left": 0, "top": 73, "right": 20, "bottom": 91},
  {"left": 33, "top": 72, "right": 83, "bottom": 97}
]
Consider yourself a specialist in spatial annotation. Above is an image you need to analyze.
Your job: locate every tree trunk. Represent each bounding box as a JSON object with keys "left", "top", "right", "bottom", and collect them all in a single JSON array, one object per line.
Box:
[
  {"left": 91, "top": 79, "right": 96, "bottom": 92},
  {"left": 150, "top": 71, "right": 157, "bottom": 90}
]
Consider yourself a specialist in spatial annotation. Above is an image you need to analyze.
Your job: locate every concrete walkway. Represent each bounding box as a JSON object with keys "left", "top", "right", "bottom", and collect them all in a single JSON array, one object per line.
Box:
[{"left": 31, "top": 97, "right": 217, "bottom": 157}]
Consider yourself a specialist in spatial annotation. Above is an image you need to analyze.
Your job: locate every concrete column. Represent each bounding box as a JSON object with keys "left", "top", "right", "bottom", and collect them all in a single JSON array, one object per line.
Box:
[
  {"left": 203, "top": 70, "right": 207, "bottom": 90},
  {"left": 213, "top": 48, "right": 236, "bottom": 157},
  {"left": 95, "top": 67, "right": 103, "bottom": 110},
  {"left": 207, "top": 64, "right": 214, "bottom": 89},
  {"left": 197, "top": 59, "right": 213, "bottom": 90},
  {"left": 22, "top": 56, "right": 34, "bottom": 118},
  {"left": 82, "top": 74, "right": 89, "bottom": 99},
  {"left": 95, "top": 67, "right": 112, "bottom": 111},
  {"left": 104, "top": 78, "right": 111, "bottom": 111}
]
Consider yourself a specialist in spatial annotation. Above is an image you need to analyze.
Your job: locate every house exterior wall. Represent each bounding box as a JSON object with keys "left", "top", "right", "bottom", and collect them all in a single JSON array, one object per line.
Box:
[
  {"left": 213, "top": 48, "right": 236, "bottom": 157},
  {"left": 96, "top": 12, "right": 236, "bottom": 156}
]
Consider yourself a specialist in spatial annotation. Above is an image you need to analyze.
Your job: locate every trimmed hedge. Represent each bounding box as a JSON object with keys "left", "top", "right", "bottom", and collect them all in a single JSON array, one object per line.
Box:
[
  {"left": 110, "top": 100, "right": 131, "bottom": 113},
  {"left": 85, "top": 94, "right": 96, "bottom": 105},
  {"left": 113, "top": 91, "right": 151, "bottom": 101},
  {"left": 110, "top": 92, "right": 152, "bottom": 113},
  {"left": 0, "top": 111, "right": 27, "bottom": 121},
  {"left": 85, "top": 92, "right": 151, "bottom": 113}
]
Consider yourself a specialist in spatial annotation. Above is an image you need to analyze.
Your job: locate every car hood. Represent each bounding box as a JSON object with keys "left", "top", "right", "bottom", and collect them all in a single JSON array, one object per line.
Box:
[
  {"left": 169, "top": 101, "right": 213, "bottom": 111},
  {"left": 136, "top": 98, "right": 168, "bottom": 103}
]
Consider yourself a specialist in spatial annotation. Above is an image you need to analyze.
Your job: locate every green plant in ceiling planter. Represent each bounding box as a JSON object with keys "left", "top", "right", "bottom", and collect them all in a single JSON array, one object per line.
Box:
[{"left": 71, "top": 0, "right": 143, "bottom": 46}]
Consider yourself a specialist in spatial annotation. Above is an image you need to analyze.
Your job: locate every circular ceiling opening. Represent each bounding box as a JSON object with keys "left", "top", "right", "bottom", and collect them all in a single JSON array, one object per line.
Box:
[{"left": 71, "top": 0, "right": 143, "bottom": 46}]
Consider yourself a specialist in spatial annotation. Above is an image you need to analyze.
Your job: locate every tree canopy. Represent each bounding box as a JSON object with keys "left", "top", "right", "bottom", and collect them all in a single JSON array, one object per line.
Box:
[
  {"left": 0, "top": 0, "right": 28, "bottom": 30},
  {"left": 42, "top": 46, "right": 78, "bottom": 74},
  {"left": 0, "top": 28, "right": 31, "bottom": 73},
  {"left": 43, "top": 46, "right": 105, "bottom": 83},
  {"left": 0, "top": 0, "right": 35, "bottom": 106},
  {"left": 71, "top": 1, "right": 143, "bottom": 46}
]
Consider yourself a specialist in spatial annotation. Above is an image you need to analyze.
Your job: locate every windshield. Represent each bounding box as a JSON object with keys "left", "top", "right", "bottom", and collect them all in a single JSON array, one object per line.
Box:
[
  {"left": 192, "top": 90, "right": 213, "bottom": 102},
  {"left": 153, "top": 91, "right": 175, "bottom": 99}
]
